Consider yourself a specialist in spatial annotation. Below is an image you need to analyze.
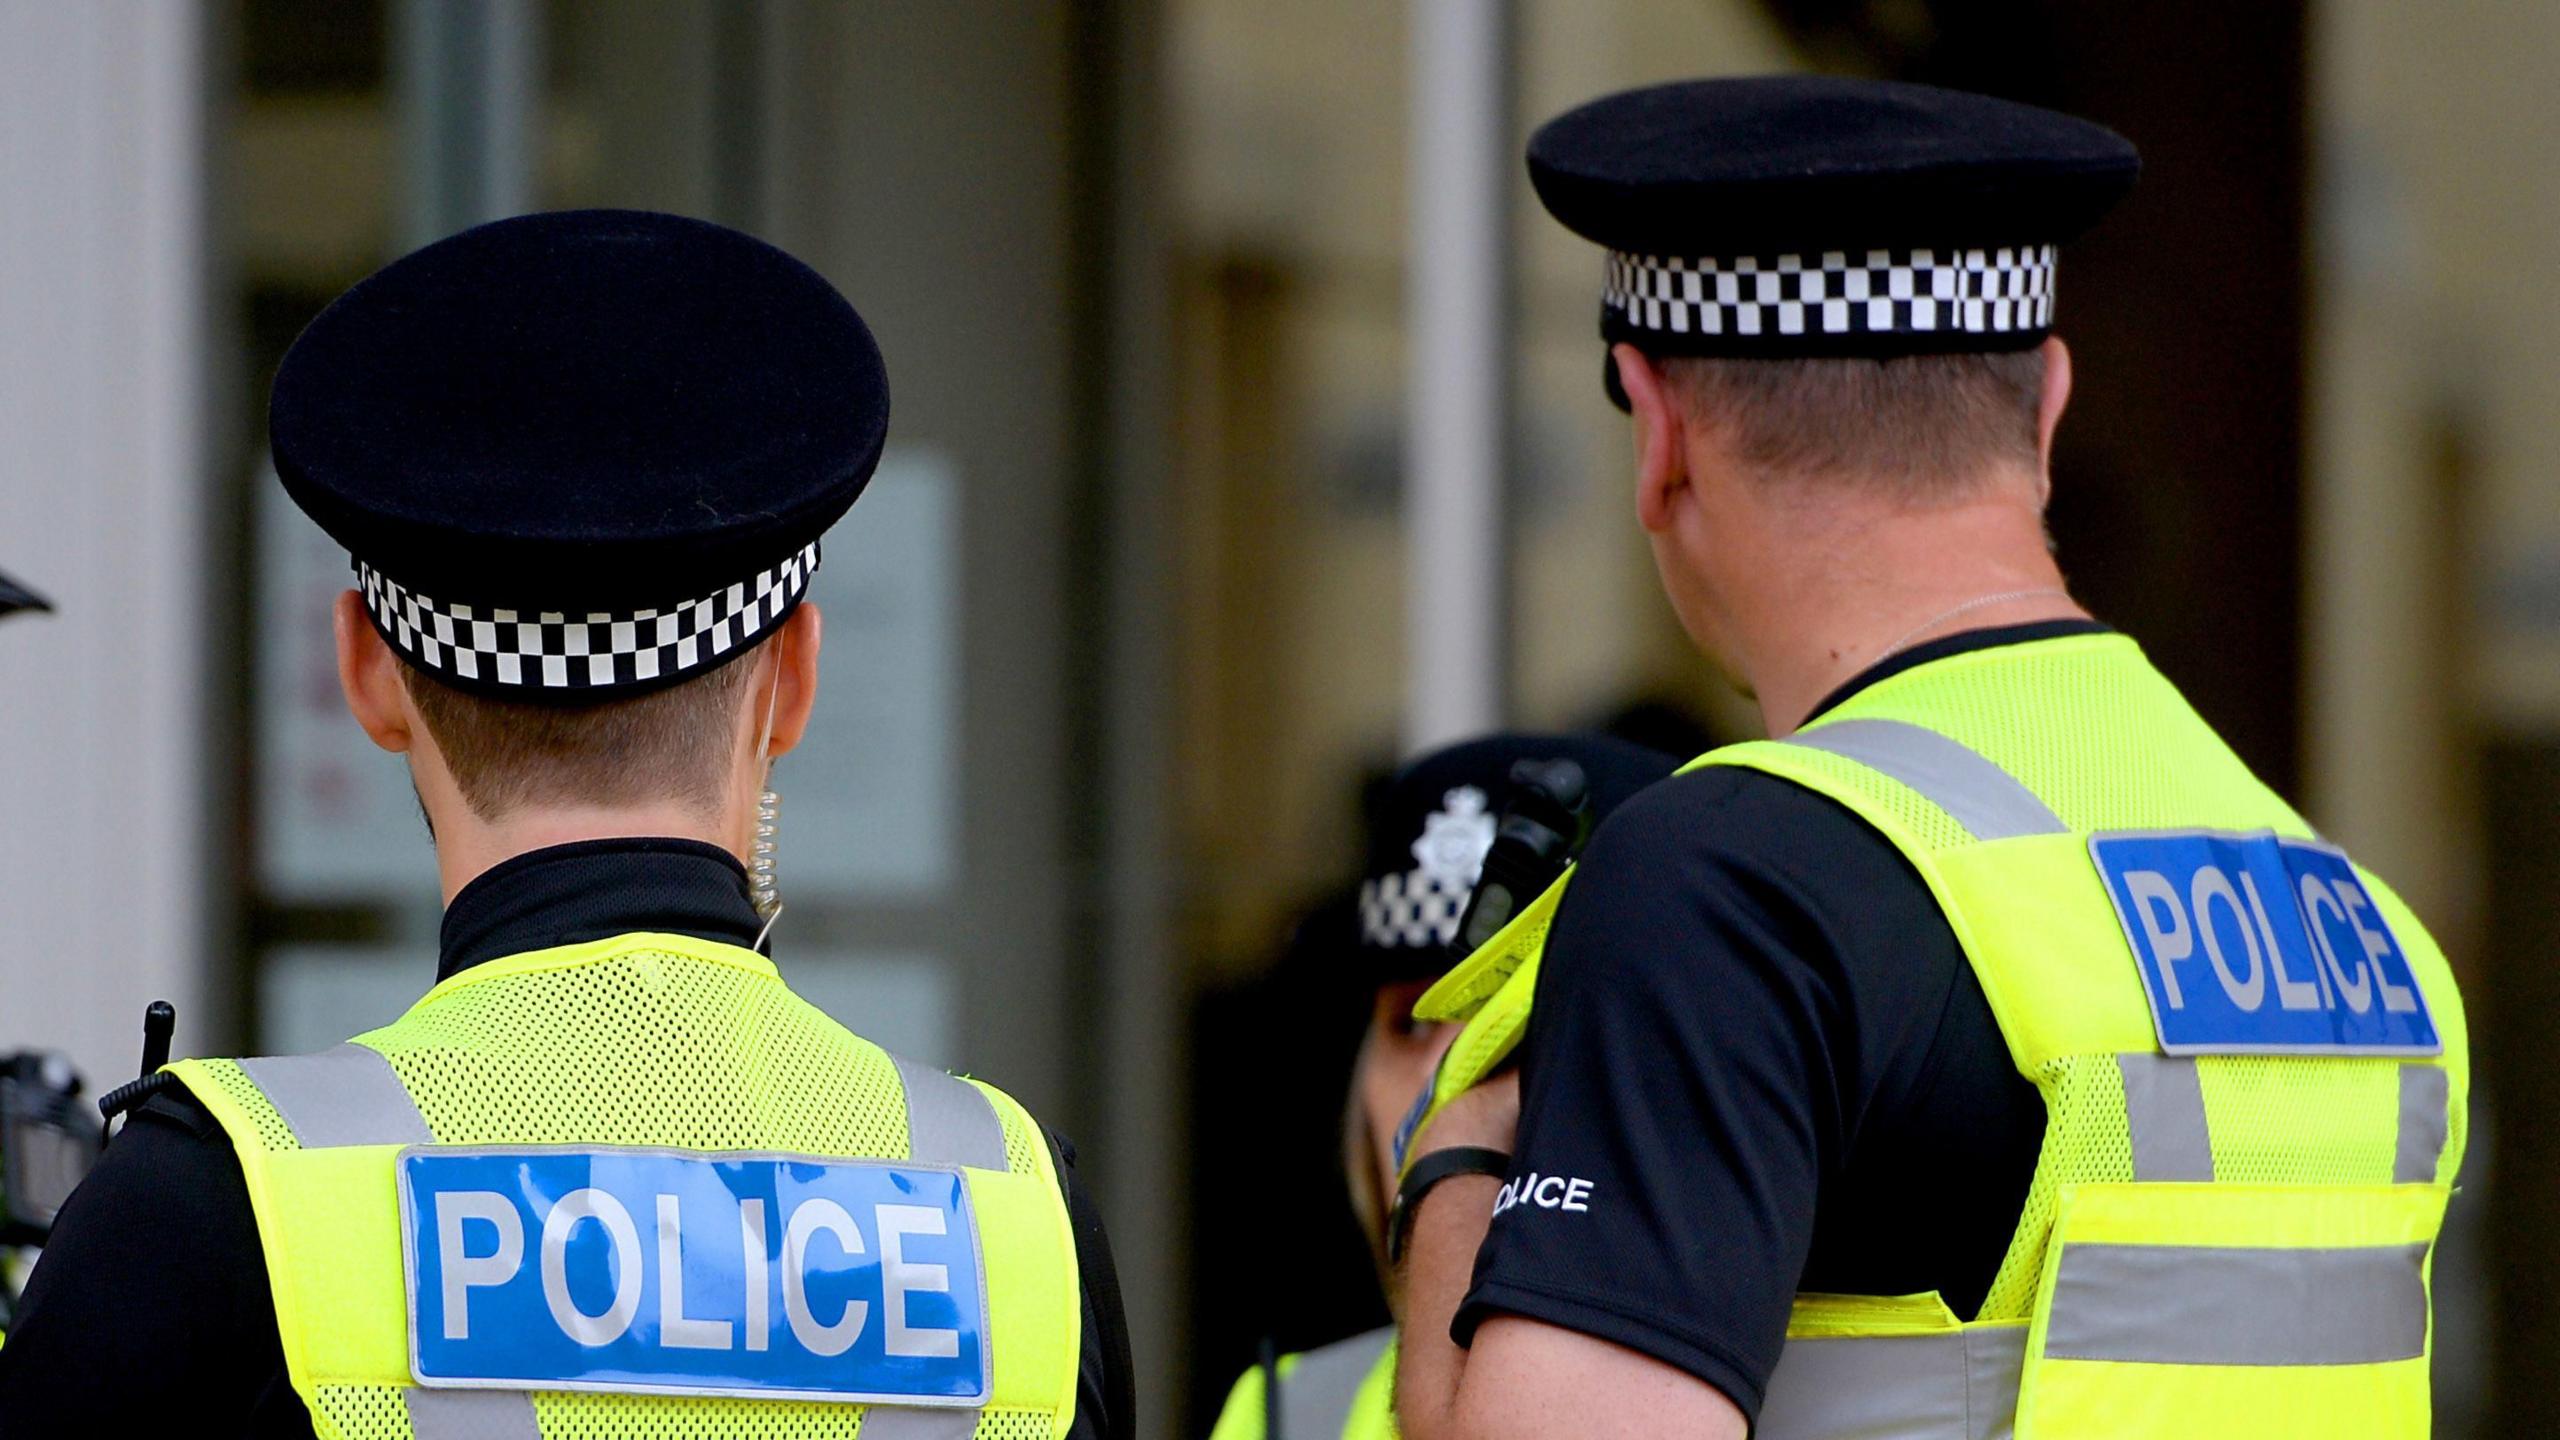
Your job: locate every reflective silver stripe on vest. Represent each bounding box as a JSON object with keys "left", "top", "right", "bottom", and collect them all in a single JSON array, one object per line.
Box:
[
  {"left": 1757, "top": 1324, "right": 2024, "bottom": 1440},
  {"left": 403, "top": 1386, "right": 540, "bottom": 1440},
  {"left": 2119, "top": 1054, "right": 2448, "bottom": 1186},
  {"left": 237, "top": 1043, "right": 436, "bottom": 1149},
  {"left": 1277, "top": 1328, "right": 1395, "bottom": 1440},
  {"left": 1782, "top": 719, "right": 2068, "bottom": 841},
  {"left": 2043, "top": 1241, "right": 2430, "bottom": 1365},
  {"left": 2118, "top": 1054, "right": 2213, "bottom": 1182},
  {"left": 2395, "top": 1063, "right": 2450, "bottom": 1184},
  {"left": 857, "top": 1407, "right": 983, "bottom": 1440},
  {"left": 893, "top": 1053, "right": 1009, "bottom": 1171}
]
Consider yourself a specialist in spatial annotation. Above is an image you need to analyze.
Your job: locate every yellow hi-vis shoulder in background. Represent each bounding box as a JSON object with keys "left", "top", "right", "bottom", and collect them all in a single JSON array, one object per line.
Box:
[
  {"left": 1207, "top": 1328, "right": 1398, "bottom": 1440},
  {"left": 1412, "top": 631, "right": 2467, "bottom": 1440},
  {"left": 167, "top": 933, "right": 1084, "bottom": 1440}
]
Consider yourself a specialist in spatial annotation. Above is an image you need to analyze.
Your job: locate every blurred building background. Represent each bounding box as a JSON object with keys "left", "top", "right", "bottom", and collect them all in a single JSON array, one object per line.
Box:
[{"left": 0, "top": 1, "right": 2549, "bottom": 1435}]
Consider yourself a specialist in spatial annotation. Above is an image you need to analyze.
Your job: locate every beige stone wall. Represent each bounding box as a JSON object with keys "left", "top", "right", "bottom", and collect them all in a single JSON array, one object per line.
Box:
[
  {"left": 1165, "top": 1, "right": 1791, "bottom": 973},
  {"left": 2304, "top": 0, "right": 2560, "bottom": 951}
]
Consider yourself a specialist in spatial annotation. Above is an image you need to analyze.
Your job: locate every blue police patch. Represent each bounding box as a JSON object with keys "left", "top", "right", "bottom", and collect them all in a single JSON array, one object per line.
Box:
[
  {"left": 399, "top": 1147, "right": 990, "bottom": 1404},
  {"left": 2089, "top": 830, "right": 2440, "bottom": 1057}
]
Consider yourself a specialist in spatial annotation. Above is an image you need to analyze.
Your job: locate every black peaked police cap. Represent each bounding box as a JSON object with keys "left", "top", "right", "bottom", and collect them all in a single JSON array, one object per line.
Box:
[
  {"left": 1357, "top": 733, "right": 1680, "bottom": 983},
  {"left": 1527, "top": 76, "right": 2139, "bottom": 405},
  {"left": 271, "top": 210, "right": 889, "bottom": 700}
]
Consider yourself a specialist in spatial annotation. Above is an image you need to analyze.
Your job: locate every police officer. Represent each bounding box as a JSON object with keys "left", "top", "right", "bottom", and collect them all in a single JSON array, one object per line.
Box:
[
  {"left": 0, "top": 211, "right": 1135, "bottom": 1439},
  {"left": 1205, "top": 735, "right": 1674, "bottom": 1440},
  {"left": 1388, "top": 78, "right": 2468, "bottom": 1440}
]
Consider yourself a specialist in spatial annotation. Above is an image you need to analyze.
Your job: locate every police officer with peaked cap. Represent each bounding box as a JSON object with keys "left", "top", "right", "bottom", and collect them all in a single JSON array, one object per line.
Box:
[
  {"left": 0, "top": 210, "right": 1135, "bottom": 1439},
  {"left": 1204, "top": 734, "right": 1677, "bottom": 1440},
  {"left": 1386, "top": 79, "right": 2467, "bottom": 1440}
]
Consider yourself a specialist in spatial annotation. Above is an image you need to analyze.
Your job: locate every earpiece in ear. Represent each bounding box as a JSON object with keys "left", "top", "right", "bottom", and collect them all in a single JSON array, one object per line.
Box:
[
  {"left": 750, "top": 777, "right": 782, "bottom": 925},
  {"left": 750, "top": 655, "right": 788, "bottom": 942}
]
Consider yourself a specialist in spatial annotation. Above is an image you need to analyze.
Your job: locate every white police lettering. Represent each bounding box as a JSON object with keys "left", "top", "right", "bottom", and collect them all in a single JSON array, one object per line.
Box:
[
  {"left": 403, "top": 1152, "right": 989, "bottom": 1400},
  {"left": 2298, "top": 875, "right": 2372, "bottom": 1013},
  {"left": 543, "top": 1189, "right": 644, "bottom": 1346},
  {"left": 741, "top": 1197, "right": 771, "bottom": 1351},
  {"left": 657, "top": 1194, "right": 733, "bottom": 1350},
  {"left": 435, "top": 1190, "right": 523, "bottom": 1341},
  {"left": 782, "top": 1198, "right": 868, "bottom": 1357},
  {"left": 2188, "top": 865, "right": 2264, "bottom": 1011},
  {"left": 879, "top": 1204, "right": 961, "bottom": 1358},
  {"left": 2122, "top": 869, "right": 2192, "bottom": 1007},
  {"left": 2091, "top": 831, "right": 2440, "bottom": 1056},
  {"left": 2242, "top": 872, "right": 2325, "bottom": 1011},
  {"left": 426, "top": 1188, "right": 980, "bottom": 1354},
  {"left": 2123, "top": 862, "right": 2377, "bottom": 1016},
  {"left": 1492, "top": 1171, "right": 1596, "bottom": 1217},
  {"left": 2342, "top": 886, "right": 2421, "bottom": 1014}
]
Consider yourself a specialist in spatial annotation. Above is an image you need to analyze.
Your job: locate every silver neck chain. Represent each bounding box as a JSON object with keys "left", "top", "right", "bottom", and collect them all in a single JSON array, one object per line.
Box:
[{"left": 1866, "top": 587, "right": 2074, "bottom": 672}]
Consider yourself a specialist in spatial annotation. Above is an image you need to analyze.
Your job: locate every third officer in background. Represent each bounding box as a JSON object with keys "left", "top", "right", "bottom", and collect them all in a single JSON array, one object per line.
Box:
[
  {"left": 1207, "top": 734, "right": 1673, "bottom": 1440},
  {"left": 0, "top": 211, "right": 1133, "bottom": 1439},
  {"left": 1389, "top": 78, "right": 2467, "bottom": 1440}
]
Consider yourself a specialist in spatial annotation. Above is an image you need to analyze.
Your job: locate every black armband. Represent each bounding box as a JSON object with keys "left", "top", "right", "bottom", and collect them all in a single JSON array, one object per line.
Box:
[{"left": 1388, "top": 1145, "right": 1512, "bottom": 1264}]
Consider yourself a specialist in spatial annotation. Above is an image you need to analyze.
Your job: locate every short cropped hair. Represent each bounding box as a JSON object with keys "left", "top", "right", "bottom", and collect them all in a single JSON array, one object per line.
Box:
[
  {"left": 401, "top": 651, "right": 760, "bottom": 820},
  {"left": 1660, "top": 349, "right": 2046, "bottom": 498}
]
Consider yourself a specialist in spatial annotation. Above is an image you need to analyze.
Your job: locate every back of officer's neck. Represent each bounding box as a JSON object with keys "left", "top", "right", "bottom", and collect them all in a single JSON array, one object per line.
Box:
[
  {"left": 427, "top": 802, "right": 744, "bottom": 908},
  {"left": 1725, "top": 475, "right": 2083, "bottom": 737}
]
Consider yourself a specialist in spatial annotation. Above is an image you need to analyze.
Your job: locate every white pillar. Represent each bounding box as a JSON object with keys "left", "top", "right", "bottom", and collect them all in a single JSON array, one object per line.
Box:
[
  {"left": 395, "top": 0, "right": 539, "bottom": 247},
  {"left": 1403, "top": 0, "right": 1514, "bottom": 753},
  {"left": 0, "top": 0, "right": 213, "bottom": 1091}
]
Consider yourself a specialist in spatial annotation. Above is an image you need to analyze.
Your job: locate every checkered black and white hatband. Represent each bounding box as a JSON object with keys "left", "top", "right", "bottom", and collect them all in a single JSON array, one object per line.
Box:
[
  {"left": 1360, "top": 869, "right": 1475, "bottom": 951},
  {"left": 357, "top": 542, "right": 820, "bottom": 695},
  {"left": 1604, "top": 244, "right": 2056, "bottom": 346}
]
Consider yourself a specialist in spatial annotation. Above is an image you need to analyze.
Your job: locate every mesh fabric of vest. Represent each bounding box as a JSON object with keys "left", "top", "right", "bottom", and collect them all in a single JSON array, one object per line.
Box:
[
  {"left": 1716, "top": 632, "right": 2467, "bottom": 1322},
  {"left": 197, "top": 942, "right": 1059, "bottom": 1440}
]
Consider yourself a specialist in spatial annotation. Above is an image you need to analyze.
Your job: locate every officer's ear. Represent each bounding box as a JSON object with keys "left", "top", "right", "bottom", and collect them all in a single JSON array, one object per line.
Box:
[
  {"left": 334, "top": 589, "right": 414, "bottom": 755},
  {"left": 2034, "top": 336, "right": 2073, "bottom": 488},
  {"left": 1614, "top": 344, "right": 1687, "bottom": 535},
  {"left": 758, "top": 602, "right": 824, "bottom": 761}
]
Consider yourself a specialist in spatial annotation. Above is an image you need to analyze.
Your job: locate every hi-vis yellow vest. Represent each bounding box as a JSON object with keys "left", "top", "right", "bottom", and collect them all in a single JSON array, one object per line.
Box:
[
  {"left": 1411, "top": 631, "right": 2467, "bottom": 1439},
  {"left": 167, "top": 932, "right": 1083, "bottom": 1440},
  {"left": 1207, "top": 1328, "right": 1397, "bottom": 1440}
]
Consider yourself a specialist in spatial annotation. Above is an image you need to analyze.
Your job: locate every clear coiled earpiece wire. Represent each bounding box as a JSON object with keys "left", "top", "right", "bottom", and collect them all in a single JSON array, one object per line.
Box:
[{"left": 750, "top": 649, "right": 786, "bottom": 951}]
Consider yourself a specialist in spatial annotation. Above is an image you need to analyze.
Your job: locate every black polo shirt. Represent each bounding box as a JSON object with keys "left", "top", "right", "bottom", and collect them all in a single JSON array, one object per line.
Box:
[
  {"left": 0, "top": 839, "right": 1135, "bottom": 1440},
  {"left": 1454, "top": 623, "right": 2099, "bottom": 1420}
]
